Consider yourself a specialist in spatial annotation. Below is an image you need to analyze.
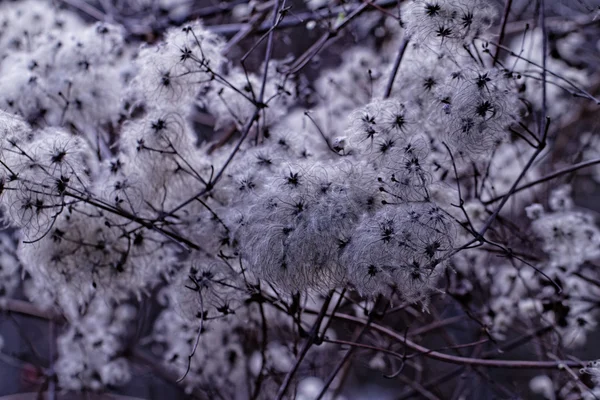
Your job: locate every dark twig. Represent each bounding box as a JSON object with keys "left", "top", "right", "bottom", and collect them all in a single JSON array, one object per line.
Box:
[
  {"left": 275, "top": 291, "right": 335, "bottom": 400},
  {"left": 384, "top": 37, "right": 410, "bottom": 98},
  {"left": 315, "top": 297, "right": 383, "bottom": 399},
  {"left": 493, "top": 0, "right": 514, "bottom": 65},
  {"left": 312, "top": 311, "right": 587, "bottom": 369},
  {"left": 483, "top": 157, "right": 600, "bottom": 204},
  {"left": 281, "top": 1, "right": 373, "bottom": 75}
]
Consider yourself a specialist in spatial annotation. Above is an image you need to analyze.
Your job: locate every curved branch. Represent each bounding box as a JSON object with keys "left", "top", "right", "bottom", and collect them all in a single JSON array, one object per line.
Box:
[{"left": 308, "top": 310, "right": 587, "bottom": 370}]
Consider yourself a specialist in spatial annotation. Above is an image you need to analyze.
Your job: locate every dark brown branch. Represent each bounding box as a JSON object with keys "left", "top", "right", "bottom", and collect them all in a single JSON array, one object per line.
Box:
[
  {"left": 483, "top": 157, "right": 600, "bottom": 205},
  {"left": 306, "top": 310, "right": 587, "bottom": 369},
  {"left": 493, "top": 0, "right": 514, "bottom": 65}
]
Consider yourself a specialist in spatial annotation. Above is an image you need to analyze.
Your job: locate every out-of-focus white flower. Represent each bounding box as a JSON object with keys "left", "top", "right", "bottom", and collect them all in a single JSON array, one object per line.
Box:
[{"left": 530, "top": 375, "right": 556, "bottom": 400}]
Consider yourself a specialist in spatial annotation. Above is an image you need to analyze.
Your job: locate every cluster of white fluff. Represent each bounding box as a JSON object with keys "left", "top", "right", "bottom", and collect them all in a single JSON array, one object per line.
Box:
[
  {"left": 0, "top": 8, "right": 235, "bottom": 323},
  {"left": 482, "top": 259, "right": 600, "bottom": 347},
  {"left": 18, "top": 201, "right": 175, "bottom": 317},
  {"left": 203, "top": 64, "right": 294, "bottom": 132},
  {"left": 55, "top": 298, "right": 137, "bottom": 390},
  {"left": 0, "top": 22, "right": 126, "bottom": 127},
  {"left": 130, "top": 20, "right": 224, "bottom": 111},
  {"left": 433, "top": 67, "right": 519, "bottom": 156},
  {"left": 228, "top": 0, "right": 512, "bottom": 301},
  {"left": 117, "top": 110, "right": 209, "bottom": 215},
  {"left": 153, "top": 308, "right": 254, "bottom": 396},
  {"left": 342, "top": 203, "right": 455, "bottom": 298},
  {"left": 0, "top": 117, "right": 95, "bottom": 238},
  {"left": 0, "top": 1, "right": 128, "bottom": 159},
  {"left": 473, "top": 186, "right": 600, "bottom": 347},
  {"left": 233, "top": 160, "right": 376, "bottom": 292},
  {"left": 0, "top": 109, "right": 177, "bottom": 317},
  {"left": 159, "top": 252, "right": 244, "bottom": 321},
  {"left": 221, "top": 87, "right": 463, "bottom": 299},
  {"left": 528, "top": 185, "right": 600, "bottom": 271},
  {"left": 0, "top": 0, "right": 84, "bottom": 60},
  {"left": 153, "top": 299, "right": 335, "bottom": 398},
  {"left": 0, "top": 0, "right": 597, "bottom": 396},
  {"left": 227, "top": 115, "right": 458, "bottom": 302},
  {"left": 402, "top": 0, "right": 496, "bottom": 50}
]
